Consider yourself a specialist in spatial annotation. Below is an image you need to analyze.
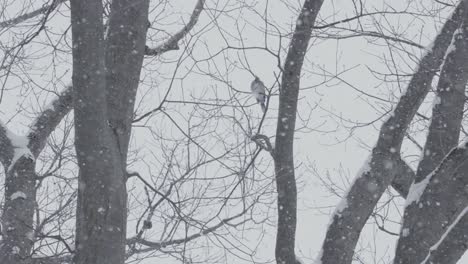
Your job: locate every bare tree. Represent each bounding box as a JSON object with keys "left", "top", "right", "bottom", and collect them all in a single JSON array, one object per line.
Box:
[{"left": 318, "top": 1, "right": 468, "bottom": 263}]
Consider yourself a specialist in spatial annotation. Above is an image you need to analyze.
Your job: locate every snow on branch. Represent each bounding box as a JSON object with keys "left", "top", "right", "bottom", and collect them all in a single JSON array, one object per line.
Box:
[
  {"left": 144, "top": 0, "right": 205, "bottom": 56},
  {"left": 0, "top": 121, "right": 32, "bottom": 172},
  {"left": 421, "top": 207, "right": 468, "bottom": 264},
  {"left": 318, "top": 2, "right": 465, "bottom": 263}
]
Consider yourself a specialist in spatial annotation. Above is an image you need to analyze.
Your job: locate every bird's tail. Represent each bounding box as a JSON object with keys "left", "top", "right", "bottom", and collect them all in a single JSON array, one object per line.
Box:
[{"left": 260, "top": 102, "right": 266, "bottom": 113}]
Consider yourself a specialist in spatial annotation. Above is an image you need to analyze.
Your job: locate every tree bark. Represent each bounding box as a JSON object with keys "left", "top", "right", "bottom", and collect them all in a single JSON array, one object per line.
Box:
[
  {"left": 273, "top": 1, "right": 323, "bottom": 264},
  {"left": 70, "top": 0, "right": 127, "bottom": 263},
  {"left": 0, "top": 87, "right": 72, "bottom": 264},
  {"left": 395, "top": 4, "right": 468, "bottom": 261},
  {"left": 317, "top": 3, "right": 464, "bottom": 263},
  {"left": 105, "top": 0, "right": 149, "bottom": 164}
]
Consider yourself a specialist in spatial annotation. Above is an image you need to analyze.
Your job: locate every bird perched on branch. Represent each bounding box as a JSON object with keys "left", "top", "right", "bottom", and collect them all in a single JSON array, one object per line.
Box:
[{"left": 250, "top": 76, "right": 267, "bottom": 112}]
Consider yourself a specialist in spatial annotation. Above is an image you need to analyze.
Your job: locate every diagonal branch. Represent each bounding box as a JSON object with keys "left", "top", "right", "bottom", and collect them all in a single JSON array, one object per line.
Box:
[
  {"left": 0, "top": 0, "right": 67, "bottom": 29},
  {"left": 318, "top": 2, "right": 465, "bottom": 263},
  {"left": 144, "top": 0, "right": 205, "bottom": 56},
  {"left": 126, "top": 205, "right": 251, "bottom": 255},
  {"left": 27, "top": 86, "right": 73, "bottom": 157},
  {"left": 395, "top": 3, "right": 468, "bottom": 261}
]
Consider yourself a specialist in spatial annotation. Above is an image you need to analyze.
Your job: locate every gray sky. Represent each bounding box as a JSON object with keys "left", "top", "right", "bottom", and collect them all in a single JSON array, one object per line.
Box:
[{"left": 1, "top": 0, "right": 466, "bottom": 263}]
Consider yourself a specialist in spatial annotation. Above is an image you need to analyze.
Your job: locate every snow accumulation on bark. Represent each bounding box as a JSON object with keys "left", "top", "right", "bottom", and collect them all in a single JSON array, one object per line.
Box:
[
  {"left": 2, "top": 124, "right": 32, "bottom": 172},
  {"left": 331, "top": 154, "right": 372, "bottom": 218},
  {"left": 404, "top": 172, "right": 433, "bottom": 207},
  {"left": 420, "top": 206, "right": 468, "bottom": 264}
]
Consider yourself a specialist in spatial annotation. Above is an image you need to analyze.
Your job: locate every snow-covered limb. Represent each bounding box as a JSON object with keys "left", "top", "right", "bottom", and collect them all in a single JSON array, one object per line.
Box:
[
  {"left": 421, "top": 206, "right": 468, "bottom": 264},
  {"left": 395, "top": 3, "right": 468, "bottom": 262},
  {"left": 145, "top": 0, "right": 205, "bottom": 56},
  {"left": 318, "top": 2, "right": 464, "bottom": 263},
  {"left": 0, "top": 121, "right": 33, "bottom": 172},
  {"left": 0, "top": 87, "right": 71, "bottom": 263}
]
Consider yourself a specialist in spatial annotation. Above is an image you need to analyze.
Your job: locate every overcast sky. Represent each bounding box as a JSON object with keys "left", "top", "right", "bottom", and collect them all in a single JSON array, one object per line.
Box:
[{"left": 1, "top": 0, "right": 466, "bottom": 263}]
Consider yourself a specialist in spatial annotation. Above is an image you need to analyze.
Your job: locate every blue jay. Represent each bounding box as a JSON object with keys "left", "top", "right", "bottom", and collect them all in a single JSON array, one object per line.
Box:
[{"left": 250, "top": 76, "right": 267, "bottom": 112}]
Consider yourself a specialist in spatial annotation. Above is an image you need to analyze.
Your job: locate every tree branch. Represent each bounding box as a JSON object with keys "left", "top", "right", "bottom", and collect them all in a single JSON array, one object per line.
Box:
[
  {"left": 395, "top": 2, "right": 468, "bottom": 262},
  {"left": 391, "top": 157, "right": 414, "bottom": 198},
  {"left": 144, "top": 0, "right": 205, "bottom": 56},
  {"left": 318, "top": 2, "right": 465, "bottom": 263},
  {"left": 0, "top": 0, "right": 67, "bottom": 29},
  {"left": 27, "top": 86, "right": 73, "bottom": 157}
]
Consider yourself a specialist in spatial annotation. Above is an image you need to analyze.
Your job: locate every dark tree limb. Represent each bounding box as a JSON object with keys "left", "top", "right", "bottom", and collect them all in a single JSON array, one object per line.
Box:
[
  {"left": 144, "top": 0, "right": 205, "bottom": 56},
  {"left": 391, "top": 158, "right": 415, "bottom": 198},
  {"left": 28, "top": 86, "right": 73, "bottom": 157},
  {"left": 395, "top": 3, "right": 468, "bottom": 261},
  {"left": 318, "top": 2, "right": 464, "bottom": 263},
  {"left": 0, "top": 0, "right": 67, "bottom": 29},
  {"left": 420, "top": 206, "right": 468, "bottom": 264},
  {"left": 0, "top": 85, "right": 71, "bottom": 263},
  {"left": 273, "top": 1, "right": 324, "bottom": 264}
]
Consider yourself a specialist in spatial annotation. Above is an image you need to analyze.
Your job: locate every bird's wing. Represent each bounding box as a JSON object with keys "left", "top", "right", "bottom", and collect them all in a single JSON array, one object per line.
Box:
[{"left": 251, "top": 81, "right": 266, "bottom": 94}]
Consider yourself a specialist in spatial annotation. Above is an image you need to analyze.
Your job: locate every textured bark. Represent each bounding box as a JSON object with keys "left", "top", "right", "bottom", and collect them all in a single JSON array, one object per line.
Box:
[
  {"left": 0, "top": 158, "right": 36, "bottom": 264},
  {"left": 395, "top": 4, "right": 468, "bottom": 262},
  {"left": 71, "top": 0, "right": 150, "bottom": 263},
  {"left": 70, "top": 0, "right": 126, "bottom": 263},
  {"left": 144, "top": 0, "right": 205, "bottom": 56},
  {"left": 391, "top": 158, "right": 415, "bottom": 199},
  {"left": 273, "top": 1, "right": 323, "bottom": 264},
  {"left": 0, "top": 86, "right": 72, "bottom": 264},
  {"left": 317, "top": 3, "right": 464, "bottom": 263},
  {"left": 105, "top": 0, "right": 149, "bottom": 163},
  {"left": 421, "top": 207, "right": 468, "bottom": 264}
]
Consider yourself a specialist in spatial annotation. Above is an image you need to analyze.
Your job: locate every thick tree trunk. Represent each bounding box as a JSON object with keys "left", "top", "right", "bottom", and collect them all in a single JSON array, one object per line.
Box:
[
  {"left": 317, "top": 3, "right": 464, "bottom": 263},
  {"left": 273, "top": 1, "right": 323, "bottom": 264},
  {"left": 0, "top": 157, "right": 36, "bottom": 264},
  {"left": 394, "top": 5, "right": 468, "bottom": 261},
  {"left": 105, "top": 0, "right": 149, "bottom": 163},
  {"left": 70, "top": 0, "right": 126, "bottom": 263},
  {"left": 0, "top": 87, "right": 72, "bottom": 264}
]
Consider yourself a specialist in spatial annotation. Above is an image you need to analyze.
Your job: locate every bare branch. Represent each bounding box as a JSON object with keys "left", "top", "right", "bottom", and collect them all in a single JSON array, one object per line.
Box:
[
  {"left": 0, "top": 0, "right": 67, "bottom": 29},
  {"left": 251, "top": 134, "right": 274, "bottom": 154},
  {"left": 395, "top": 2, "right": 468, "bottom": 262},
  {"left": 318, "top": 2, "right": 465, "bottom": 263},
  {"left": 144, "top": 0, "right": 205, "bottom": 56},
  {"left": 127, "top": 205, "right": 250, "bottom": 254}
]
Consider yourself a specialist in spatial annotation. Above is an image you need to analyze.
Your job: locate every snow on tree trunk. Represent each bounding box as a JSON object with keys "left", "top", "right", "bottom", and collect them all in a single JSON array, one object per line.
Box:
[
  {"left": 317, "top": 2, "right": 465, "bottom": 263},
  {"left": 394, "top": 2, "right": 468, "bottom": 262}
]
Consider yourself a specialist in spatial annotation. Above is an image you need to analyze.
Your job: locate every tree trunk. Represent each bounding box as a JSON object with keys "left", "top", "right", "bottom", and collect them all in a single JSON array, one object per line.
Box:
[
  {"left": 274, "top": 1, "right": 323, "bottom": 263},
  {"left": 70, "top": 0, "right": 126, "bottom": 263},
  {"left": 317, "top": 3, "right": 464, "bottom": 263},
  {"left": 394, "top": 3, "right": 468, "bottom": 262},
  {"left": 0, "top": 157, "right": 36, "bottom": 264}
]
